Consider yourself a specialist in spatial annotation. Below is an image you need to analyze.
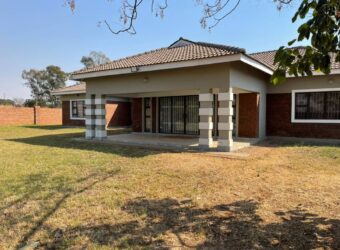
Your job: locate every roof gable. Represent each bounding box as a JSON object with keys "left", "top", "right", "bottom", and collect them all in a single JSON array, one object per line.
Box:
[{"left": 168, "top": 37, "right": 195, "bottom": 48}]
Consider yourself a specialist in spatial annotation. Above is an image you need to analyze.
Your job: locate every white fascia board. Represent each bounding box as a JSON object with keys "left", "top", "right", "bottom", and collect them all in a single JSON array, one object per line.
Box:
[
  {"left": 71, "top": 54, "right": 244, "bottom": 80},
  {"left": 51, "top": 90, "right": 86, "bottom": 96},
  {"left": 287, "top": 68, "right": 340, "bottom": 78},
  {"left": 239, "top": 54, "right": 274, "bottom": 75}
]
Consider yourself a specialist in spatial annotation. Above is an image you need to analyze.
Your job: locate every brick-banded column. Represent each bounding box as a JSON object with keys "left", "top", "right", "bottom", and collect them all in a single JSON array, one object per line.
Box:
[
  {"left": 218, "top": 89, "right": 233, "bottom": 151},
  {"left": 95, "top": 95, "right": 107, "bottom": 139},
  {"left": 85, "top": 95, "right": 95, "bottom": 139},
  {"left": 199, "top": 91, "right": 214, "bottom": 148}
]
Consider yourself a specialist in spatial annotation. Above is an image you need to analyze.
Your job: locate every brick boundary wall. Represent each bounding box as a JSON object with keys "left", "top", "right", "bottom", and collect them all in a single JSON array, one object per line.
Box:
[
  {"left": 0, "top": 106, "right": 62, "bottom": 125},
  {"left": 238, "top": 93, "right": 259, "bottom": 138},
  {"left": 266, "top": 93, "right": 340, "bottom": 139}
]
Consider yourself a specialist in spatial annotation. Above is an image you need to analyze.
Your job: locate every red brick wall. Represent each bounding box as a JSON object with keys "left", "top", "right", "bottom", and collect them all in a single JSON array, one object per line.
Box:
[
  {"left": 132, "top": 98, "right": 142, "bottom": 132},
  {"left": 267, "top": 93, "right": 340, "bottom": 139},
  {"left": 106, "top": 101, "right": 131, "bottom": 127},
  {"left": 62, "top": 101, "right": 85, "bottom": 126},
  {"left": 238, "top": 93, "right": 259, "bottom": 138},
  {"left": 0, "top": 106, "right": 61, "bottom": 125},
  {"left": 62, "top": 100, "right": 131, "bottom": 127},
  {"left": 35, "top": 107, "right": 62, "bottom": 125}
]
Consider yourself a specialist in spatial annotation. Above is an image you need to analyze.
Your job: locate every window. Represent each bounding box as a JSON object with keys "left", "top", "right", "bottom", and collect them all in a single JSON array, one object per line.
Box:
[
  {"left": 70, "top": 100, "right": 85, "bottom": 119},
  {"left": 292, "top": 89, "right": 340, "bottom": 123}
]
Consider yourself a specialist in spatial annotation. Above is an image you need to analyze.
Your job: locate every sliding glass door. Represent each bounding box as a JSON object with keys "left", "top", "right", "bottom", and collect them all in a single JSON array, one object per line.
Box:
[{"left": 159, "top": 95, "right": 199, "bottom": 135}]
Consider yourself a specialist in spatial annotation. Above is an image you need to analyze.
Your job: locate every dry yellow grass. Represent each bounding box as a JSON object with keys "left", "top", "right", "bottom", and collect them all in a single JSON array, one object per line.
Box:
[{"left": 0, "top": 126, "right": 339, "bottom": 249}]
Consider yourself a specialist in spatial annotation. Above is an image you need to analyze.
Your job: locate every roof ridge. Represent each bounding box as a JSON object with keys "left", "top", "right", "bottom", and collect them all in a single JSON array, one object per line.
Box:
[
  {"left": 195, "top": 41, "right": 246, "bottom": 53},
  {"left": 250, "top": 46, "right": 307, "bottom": 55}
]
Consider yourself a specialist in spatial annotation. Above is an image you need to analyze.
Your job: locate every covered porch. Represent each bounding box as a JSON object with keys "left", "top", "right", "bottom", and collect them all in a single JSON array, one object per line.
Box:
[
  {"left": 85, "top": 85, "right": 265, "bottom": 152},
  {"left": 83, "top": 62, "right": 268, "bottom": 152}
]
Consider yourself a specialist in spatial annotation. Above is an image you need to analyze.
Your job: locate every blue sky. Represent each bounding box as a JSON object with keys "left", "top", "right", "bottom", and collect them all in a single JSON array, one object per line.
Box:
[{"left": 0, "top": 0, "right": 306, "bottom": 99}]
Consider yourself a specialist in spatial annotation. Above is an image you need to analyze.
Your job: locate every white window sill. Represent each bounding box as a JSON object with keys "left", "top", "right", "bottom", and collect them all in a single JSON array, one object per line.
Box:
[
  {"left": 291, "top": 119, "right": 340, "bottom": 124},
  {"left": 70, "top": 117, "right": 86, "bottom": 121}
]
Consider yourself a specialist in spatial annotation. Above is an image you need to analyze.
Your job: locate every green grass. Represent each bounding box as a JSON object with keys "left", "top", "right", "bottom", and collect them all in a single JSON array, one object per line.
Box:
[{"left": 0, "top": 125, "right": 339, "bottom": 249}]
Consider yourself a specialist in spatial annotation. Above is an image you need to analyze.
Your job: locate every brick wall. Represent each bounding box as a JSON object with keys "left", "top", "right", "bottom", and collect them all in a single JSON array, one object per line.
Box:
[
  {"left": 106, "top": 101, "right": 131, "bottom": 127},
  {"left": 132, "top": 98, "right": 142, "bottom": 132},
  {"left": 0, "top": 106, "right": 62, "bottom": 125},
  {"left": 62, "top": 100, "right": 132, "bottom": 127},
  {"left": 238, "top": 93, "right": 259, "bottom": 138},
  {"left": 62, "top": 101, "right": 85, "bottom": 126},
  {"left": 267, "top": 93, "right": 340, "bottom": 139},
  {"left": 35, "top": 106, "right": 62, "bottom": 125}
]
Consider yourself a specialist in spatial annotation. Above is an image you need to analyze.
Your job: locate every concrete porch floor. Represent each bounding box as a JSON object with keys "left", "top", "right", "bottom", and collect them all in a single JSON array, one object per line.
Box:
[{"left": 104, "top": 133, "right": 260, "bottom": 152}]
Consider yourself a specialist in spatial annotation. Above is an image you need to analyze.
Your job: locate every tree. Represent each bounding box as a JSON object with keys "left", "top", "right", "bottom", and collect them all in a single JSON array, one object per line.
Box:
[
  {"left": 66, "top": 0, "right": 339, "bottom": 83},
  {"left": 22, "top": 65, "right": 68, "bottom": 107},
  {"left": 23, "top": 99, "right": 37, "bottom": 107},
  {"left": 271, "top": 0, "right": 339, "bottom": 84},
  {"left": 12, "top": 98, "right": 25, "bottom": 107},
  {"left": 0, "top": 99, "right": 15, "bottom": 106},
  {"left": 81, "top": 51, "right": 111, "bottom": 68}
]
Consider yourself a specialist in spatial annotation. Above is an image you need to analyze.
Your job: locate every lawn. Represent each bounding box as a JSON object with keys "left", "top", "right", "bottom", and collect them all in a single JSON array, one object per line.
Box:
[{"left": 0, "top": 126, "right": 339, "bottom": 249}]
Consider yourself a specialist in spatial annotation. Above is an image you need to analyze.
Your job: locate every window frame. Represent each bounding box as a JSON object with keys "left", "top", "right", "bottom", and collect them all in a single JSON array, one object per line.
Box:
[
  {"left": 291, "top": 88, "right": 340, "bottom": 124},
  {"left": 69, "top": 99, "right": 86, "bottom": 120}
]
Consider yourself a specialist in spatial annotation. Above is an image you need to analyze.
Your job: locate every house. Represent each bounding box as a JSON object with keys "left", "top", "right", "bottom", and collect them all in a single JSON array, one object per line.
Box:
[
  {"left": 52, "top": 82, "right": 132, "bottom": 127},
  {"left": 59, "top": 38, "right": 339, "bottom": 151}
]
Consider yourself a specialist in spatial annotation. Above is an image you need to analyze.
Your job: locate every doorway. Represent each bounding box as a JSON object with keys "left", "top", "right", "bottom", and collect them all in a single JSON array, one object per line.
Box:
[{"left": 159, "top": 96, "right": 199, "bottom": 135}]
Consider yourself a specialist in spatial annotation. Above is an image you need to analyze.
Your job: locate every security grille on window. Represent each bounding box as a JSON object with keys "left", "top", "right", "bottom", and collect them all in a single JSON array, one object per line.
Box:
[
  {"left": 294, "top": 91, "right": 340, "bottom": 120},
  {"left": 71, "top": 100, "right": 85, "bottom": 119}
]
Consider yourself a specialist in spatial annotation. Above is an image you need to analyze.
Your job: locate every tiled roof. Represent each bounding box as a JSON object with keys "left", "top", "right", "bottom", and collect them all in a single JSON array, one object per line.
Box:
[
  {"left": 71, "top": 39, "right": 339, "bottom": 78},
  {"left": 52, "top": 82, "right": 86, "bottom": 95},
  {"left": 250, "top": 47, "right": 340, "bottom": 71},
  {"left": 72, "top": 38, "right": 245, "bottom": 75}
]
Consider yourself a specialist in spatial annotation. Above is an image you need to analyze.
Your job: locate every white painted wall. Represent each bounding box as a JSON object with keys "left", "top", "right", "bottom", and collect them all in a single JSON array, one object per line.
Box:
[
  {"left": 268, "top": 74, "right": 340, "bottom": 93},
  {"left": 229, "top": 62, "right": 270, "bottom": 138}
]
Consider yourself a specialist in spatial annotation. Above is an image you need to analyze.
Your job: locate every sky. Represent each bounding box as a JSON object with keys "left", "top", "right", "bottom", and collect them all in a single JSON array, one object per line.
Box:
[{"left": 0, "top": 0, "right": 307, "bottom": 99}]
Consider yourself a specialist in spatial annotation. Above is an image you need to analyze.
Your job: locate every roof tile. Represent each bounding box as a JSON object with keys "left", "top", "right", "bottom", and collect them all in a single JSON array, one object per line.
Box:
[{"left": 72, "top": 38, "right": 245, "bottom": 75}]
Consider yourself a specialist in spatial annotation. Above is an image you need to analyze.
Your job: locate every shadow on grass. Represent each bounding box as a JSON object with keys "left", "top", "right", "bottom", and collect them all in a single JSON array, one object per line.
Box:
[
  {"left": 23, "top": 125, "right": 67, "bottom": 130},
  {"left": 13, "top": 169, "right": 120, "bottom": 249},
  {"left": 6, "top": 130, "right": 164, "bottom": 158},
  {"left": 261, "top": 137, "right": 340, "bottom": 148},
  {"left": 46, "top": 198, "right": 340, "bottom": 249}
]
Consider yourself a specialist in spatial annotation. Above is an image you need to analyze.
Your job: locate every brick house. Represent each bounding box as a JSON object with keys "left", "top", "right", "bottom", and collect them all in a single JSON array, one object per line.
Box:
[
  {"left": 52, "top": 82, "right": 131, "bottom": 127},
  {"left": 56, "top": 38, "right": 340, "bottom": 151}
]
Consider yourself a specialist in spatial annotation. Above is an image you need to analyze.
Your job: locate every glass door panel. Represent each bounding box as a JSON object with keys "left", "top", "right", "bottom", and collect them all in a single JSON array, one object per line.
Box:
[
  {"left": 172, "top": 96, "right": 185, "bottom": 134},
  {"left": 159, "top": 95, "right": 199, "bottom": 135},
  {"left": 186, "top": 95, "right": 199, "bottom": 135},
  {"left": 159, "top": 97, "right": 172, "bottom": 133}
]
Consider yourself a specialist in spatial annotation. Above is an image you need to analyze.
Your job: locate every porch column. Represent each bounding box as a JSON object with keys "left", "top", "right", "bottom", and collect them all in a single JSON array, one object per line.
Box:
[
  {"left": 218, "top": 88, "right": 233, "bottom": 151},
  {"left": 85, "top": 95, "right": 95, "bottom": 139},
  {"left": 94, "top": 94, "right": 107, "bottom": 139},
  {"left": 199, "top": 90, "right": 214, "bottom": 148}
]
